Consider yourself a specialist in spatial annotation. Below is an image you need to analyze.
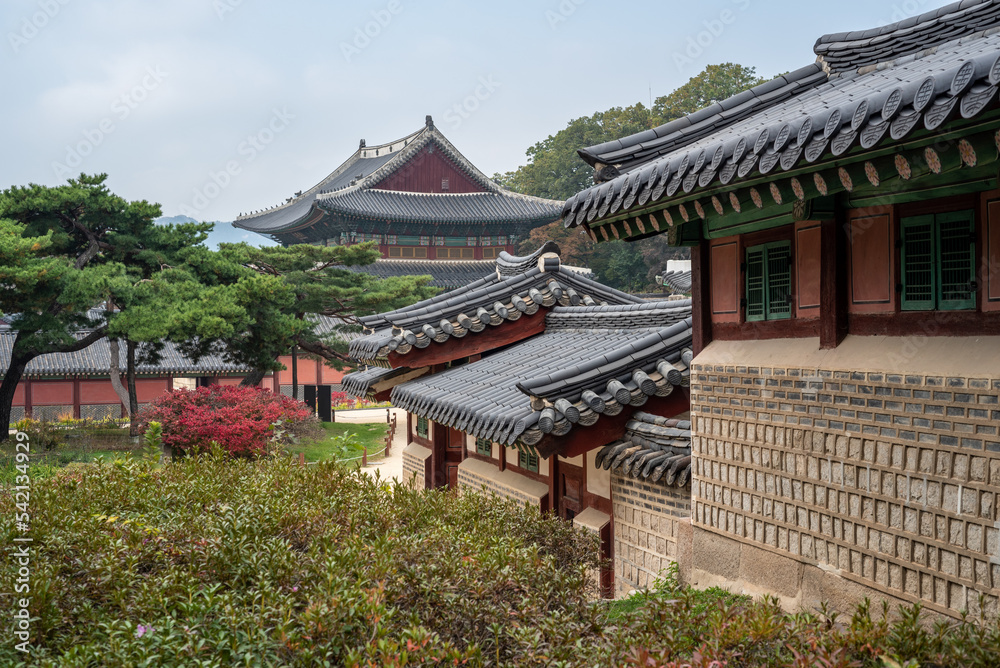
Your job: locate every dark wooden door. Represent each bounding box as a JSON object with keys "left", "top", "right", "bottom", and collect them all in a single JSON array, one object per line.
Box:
[
  {"left": 559, "top": 462, "right": 583, "bottom": 521},
  {"left": 317, "top": 386, "right": 332, "bottom": 422},
  {"left": 445, "top": 428, "right": 465, "bottom": 489}
]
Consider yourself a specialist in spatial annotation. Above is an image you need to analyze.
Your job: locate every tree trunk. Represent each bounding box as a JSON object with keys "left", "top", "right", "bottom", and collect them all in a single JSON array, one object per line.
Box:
[
  {"left": 291, "top": 345, "right": 298, "bottom": 401},
  {"left": 108, "top": 338, "right": 131, "bottom": 416},
  {"left": 0, "top": 328, "right": 108, "bottom": 442},
  {"left": 240, "top": 367, "right": 269, "bottom": 388},
  {"left": 126, "top": 339, "right": 140, "bottom": 437},
  {"left": 0, "top": 355, "right": 29, "bottom": 442}
]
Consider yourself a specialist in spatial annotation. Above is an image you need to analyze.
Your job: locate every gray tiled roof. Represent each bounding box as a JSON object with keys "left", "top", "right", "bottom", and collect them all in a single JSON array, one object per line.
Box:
[
  {"left": 0, "top": 333, "right": 252, "bottom": 378},
  {"left": 317, "top": 189, "right": 562, "bottom": 226},
  {"left": 657, "top": 270, "right": 692, "bottom": 294},
  {"left": 577, "top": 64, "right": 828, "bottom": 175},
  {"left": 341, "top": 366, "right": 407, "bottom": 400},
  {"left": 388, "top": 300, "right": 692, "bottom": 447},
  {"left": 233, "top": 129, "right": 419, "bottom": 233},
  {"left": 350, "top": 244, "right": 642, "bottom": 365},
  {"left": 595, "top": 412, "right": 691, "bottom": 486},
  {"left": 234, "top": 119, "right": 562, "bottom": 234},
  {"left": 564, "top": 4, "right": 1000, "bottom": 230},
  {"left": 814, "top": 0, "right": 1000, "bottom": 75}
]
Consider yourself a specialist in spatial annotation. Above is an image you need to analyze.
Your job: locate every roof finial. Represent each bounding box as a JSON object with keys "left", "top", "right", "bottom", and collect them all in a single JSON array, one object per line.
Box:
[{"left": 425, "top": 115, "right": 434, "bottom": 129}]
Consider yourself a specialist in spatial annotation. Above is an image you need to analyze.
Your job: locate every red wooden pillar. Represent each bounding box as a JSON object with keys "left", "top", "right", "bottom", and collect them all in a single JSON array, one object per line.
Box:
[
  {"left": 820, "top": 212, "right": 849, "bottom": 349},
  {"left": 24, "top": 379, "right": 32, "bottom": 419},
  {"left": 431, "top": 422, "right": 448, "bottom": 489},
  {"left": 691, "top": 243, "right": 712, "bottom": 356},
  {"left": 73, "top": 378, "right": 81, "bottom": 419},
  {"left": 547, "top": 455, "right": 559, "bottom": 515}
]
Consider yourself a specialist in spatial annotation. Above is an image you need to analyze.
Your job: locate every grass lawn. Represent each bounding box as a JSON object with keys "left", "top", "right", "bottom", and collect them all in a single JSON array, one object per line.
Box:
[
  {"left": 603, "top": 579, "right": 750, "bottom": 622},
  {"left": 285, "top": 421, "right": 390, "bottom": 464}
]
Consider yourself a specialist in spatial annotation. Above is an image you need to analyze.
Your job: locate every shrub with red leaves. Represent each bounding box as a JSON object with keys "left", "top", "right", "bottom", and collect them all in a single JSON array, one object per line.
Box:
[{"left": 138, "top": 385, "right": 317, "bottom": 458}]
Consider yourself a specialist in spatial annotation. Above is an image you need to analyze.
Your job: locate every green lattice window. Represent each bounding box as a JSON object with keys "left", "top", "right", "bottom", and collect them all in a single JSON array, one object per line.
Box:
[
  {"left": 416, "top": 416, "right": 429, "bottom": 439},
  {"left": 745, "top": 241, "right": 792, "bottom": 322},
  {"left": 518, "top": 450, "right": 538, "bottom": 473},
  {"left": 475, "top": 437, "right": 492, "bottom": 457},
  {"left": 901, "top": 211, "right": 975, "bottom": 311}
]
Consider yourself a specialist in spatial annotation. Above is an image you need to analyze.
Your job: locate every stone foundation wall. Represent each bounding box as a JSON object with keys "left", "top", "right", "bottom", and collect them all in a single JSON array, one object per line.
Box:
[
  {"left": 402, "top": 442, "right": 431, "bottom": 489},
  {"left": 691, "top": 343, "right": 1000, "bottom": 618},
  {"left": 611, "top": 472, "right": 691, "bottom": 597},
  {"left": 456, "top": 458, "right": 548, "bottom": 507}
]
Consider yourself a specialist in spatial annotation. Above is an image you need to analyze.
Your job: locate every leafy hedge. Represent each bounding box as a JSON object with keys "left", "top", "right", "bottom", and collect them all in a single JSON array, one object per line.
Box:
[
  {"left": 5, "top": 454, "right": 1000, "bottom": 666},
  {"left": 0, "top": 454, "right": 598, "bottom": 666},
  {"left": 137, "top": 385, "right": 319, "bottom": 457}
]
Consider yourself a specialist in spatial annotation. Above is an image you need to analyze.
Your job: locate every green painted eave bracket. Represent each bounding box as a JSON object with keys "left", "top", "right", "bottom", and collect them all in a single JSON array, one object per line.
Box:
[{"left": 587, "top": 111, "right": 1000, "bottom": 243}]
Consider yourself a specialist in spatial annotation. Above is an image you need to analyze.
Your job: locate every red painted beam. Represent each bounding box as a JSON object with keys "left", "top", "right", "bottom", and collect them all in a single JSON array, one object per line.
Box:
[
  {"left": 820, "top": 216, "right": 849, "bottom": 349},
  {"left": 387, "top": 310, "right": 548, "bottom": 368},
  {"left": 536, "top": 390, "right": 690, "bottom": 460},
  {"left": 691, "top": 244, "right": 712, "bottom": 356}
]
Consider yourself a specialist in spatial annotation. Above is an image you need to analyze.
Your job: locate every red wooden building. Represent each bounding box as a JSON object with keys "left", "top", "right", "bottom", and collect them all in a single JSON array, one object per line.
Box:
[
  {"left": 0, "top": 332, "right": 271, "bottom": 423},
  {"left": 562, "top": 0, "right": 1000, "bottom": 616},
  {"left": 233, "top": 116, "right": 563, "bottom": 261},
  {"left": 343, "top": 244, "right": 694, "bottom": 596}
]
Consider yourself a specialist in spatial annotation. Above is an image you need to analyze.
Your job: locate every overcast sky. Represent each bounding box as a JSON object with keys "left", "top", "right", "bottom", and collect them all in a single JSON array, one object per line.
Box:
[{"left": 3, "top": 0, "right": 950, "bottom": 243}]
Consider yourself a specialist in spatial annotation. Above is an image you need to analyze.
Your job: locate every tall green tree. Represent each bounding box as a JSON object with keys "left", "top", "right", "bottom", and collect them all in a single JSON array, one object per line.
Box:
[
  {"left": 101, "top": 214, "right": 215, "bottom": 432},
  {"left": 506, "top": 63, "right": 768, "bottom": 290},
  {"left": 495, "top": 103, "right": 658, "bottom": 202},
  {"left": 207, "top": 242, "right": 438, "bottom": 386},
  {"left": 0, "top": 175, "right": 159, "bottom": 439},
  {"left": 653, "top": 62, "right": 767, "bottom": 122}
]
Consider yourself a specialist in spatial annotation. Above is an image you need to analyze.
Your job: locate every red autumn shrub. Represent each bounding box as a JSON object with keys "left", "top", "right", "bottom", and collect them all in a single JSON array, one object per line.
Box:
[{"left": 138, "top": 385, "right": 317, "bottom": 457}]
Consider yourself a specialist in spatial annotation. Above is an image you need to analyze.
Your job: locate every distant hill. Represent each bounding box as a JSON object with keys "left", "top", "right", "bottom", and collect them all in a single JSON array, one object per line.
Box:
[{"left": 155, "top": 216, "right": 278, "bottom": 250}]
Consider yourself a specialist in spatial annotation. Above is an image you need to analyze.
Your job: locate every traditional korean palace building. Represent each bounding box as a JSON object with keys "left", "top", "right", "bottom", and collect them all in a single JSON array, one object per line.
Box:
[
  {"left": 0, "top": 331, "right": 261, "bottom": 422},
  {"left": 556, "top": 0, "right": 1000, "bottom": 617},
  {"left": 0, "top": 314, "right": 352, "bottom": 423},
  {"left": 233, "top": 116, "right": 563, "bottom": 268},
  {"left": 343, "top": 243, "right": 695, "bottom": 596}
]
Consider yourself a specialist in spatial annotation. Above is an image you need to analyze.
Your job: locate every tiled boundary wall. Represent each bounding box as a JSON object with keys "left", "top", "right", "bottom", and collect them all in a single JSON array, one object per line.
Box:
[
  {"left": 689, "top": 338, "right": 1000, "bottom": 618},
  {"left": 611, "top": 472, "right": 691, "bottom": 597}
]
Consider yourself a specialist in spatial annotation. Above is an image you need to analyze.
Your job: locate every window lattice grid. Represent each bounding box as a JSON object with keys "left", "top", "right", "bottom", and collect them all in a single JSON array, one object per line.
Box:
[
  {"left": 766, "top": 245, "right": 792, "bottom": 320},
  {"left": 938, "top": 215, "right": 974, "bottom": 305},
  {"left": 903, "top": 221, "right": 935, "bottom": 306},
  {"left": 745, "top": 248, "right": 766, "bottom": 322}
]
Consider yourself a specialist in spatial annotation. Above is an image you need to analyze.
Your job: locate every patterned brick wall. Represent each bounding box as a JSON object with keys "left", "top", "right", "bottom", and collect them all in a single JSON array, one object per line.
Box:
[
  {"left": 612, "top": 472, "right": 691, "bottom": 597},
  {"left": 402, "top": 442, "right": 431, "bottom": 489},
  {"left": 691, "top": 362, "right": 1000, "bottom": 617},
  {"left": 457, "top": 458, "right": 547, "bottom": 508}
]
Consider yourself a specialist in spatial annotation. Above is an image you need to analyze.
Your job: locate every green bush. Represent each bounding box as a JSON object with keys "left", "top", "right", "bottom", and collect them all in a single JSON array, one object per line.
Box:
[
  {"left": 0, "top": 454, "right": 598, "bottom": 666},
  {"left": 6, "top": 455, "right": 1000, "bottom": 666},
  {"left": 11, "top": 418, "right": 66, "bottom": 451}
]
